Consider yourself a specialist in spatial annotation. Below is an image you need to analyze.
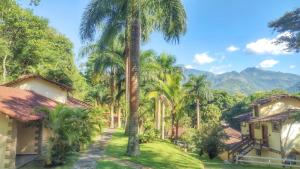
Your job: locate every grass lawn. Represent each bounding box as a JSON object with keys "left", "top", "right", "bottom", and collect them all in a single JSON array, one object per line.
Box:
[
  {"left": 96, "top": 160, "right": 133, "bottom": 169},
  {"left": 105, "top": 130, "right": 204, "bottom": 169},
  {"left": 104, "top": 129, "right": 281, "bottom": 169}
]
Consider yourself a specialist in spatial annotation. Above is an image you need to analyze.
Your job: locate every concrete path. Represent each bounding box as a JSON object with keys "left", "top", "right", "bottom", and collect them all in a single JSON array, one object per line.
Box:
[
  {"left": 72, "top": 128, "right": 114, "bottom": 169},
  {"left": 73, "top": 128, "right": 151, "bottom": 169}
]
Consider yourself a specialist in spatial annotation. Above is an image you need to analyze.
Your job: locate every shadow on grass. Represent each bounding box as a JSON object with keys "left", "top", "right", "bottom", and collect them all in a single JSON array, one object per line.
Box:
[
  {"left": 96, "top": 160, "right": 133, "bottom": 169},
  {"left": 105, "top": 130, "right": 204, "bottom": 169}
]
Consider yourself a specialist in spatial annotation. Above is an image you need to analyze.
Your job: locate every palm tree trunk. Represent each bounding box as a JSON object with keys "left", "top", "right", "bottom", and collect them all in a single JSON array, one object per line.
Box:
[
  {"left": 110, "top": 68, "right": 116, "bottom": 128},
  {"left": 171, "top": 109, "right": 175, "bottom": 140},
  {"left": 110, "top": 104, "right": 114, "bottom": 128},
  {"left": 156, "top": 98, "right": 161, "bottom": 131},
  {"left": 124, "top": 17, "right": 130, "bottom": 135},
  {"left": 176, "top": 119, "right": 179, "bottom": 139},
  {"left": 161, "top": 102, "right": 165, "bottom": 139},
  {"left": 117, "top": 107, "right": 122, "bottom": 128},
  {"left": 196, "top": 98, "right": 200, "bottom": 129},
  {"left": 126, "top": 1, "right": 141, "bottom": 156}
]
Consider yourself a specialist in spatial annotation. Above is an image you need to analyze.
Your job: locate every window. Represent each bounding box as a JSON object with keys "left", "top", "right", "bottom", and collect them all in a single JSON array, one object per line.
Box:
[
  {"left": 272, "top": 122, "right": 280, "bottom": 132},
  {"left": 241, "top": 122, "right": 246, "bottom": 127},
  {"left": 256, "top": 149, "right": 261, "bottom": 156},
  {"left": 254, "top": 105, "right": 259, "bottom": 117}
]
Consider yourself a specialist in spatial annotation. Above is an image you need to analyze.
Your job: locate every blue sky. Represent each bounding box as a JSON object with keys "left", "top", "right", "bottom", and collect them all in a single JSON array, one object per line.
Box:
[{"left": 20, "top": 0, "right": 300, "bottom": 74}]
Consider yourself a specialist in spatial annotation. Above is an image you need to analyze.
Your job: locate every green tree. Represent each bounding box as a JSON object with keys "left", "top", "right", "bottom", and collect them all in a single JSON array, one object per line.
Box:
[
  {"left": 269, "top": 8, "right": 300, "bottom": 52},
  {"left": 185, "top": 75, "right": 213, "bottom": 129},
  {"left": 80, "top": 0, "right": 187, "bottom": 156}
]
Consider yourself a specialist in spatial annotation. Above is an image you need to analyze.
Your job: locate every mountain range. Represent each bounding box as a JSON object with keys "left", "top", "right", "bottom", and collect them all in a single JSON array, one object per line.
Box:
[{"left": 182, "top": 67, "right": 300, "bottom": 94}]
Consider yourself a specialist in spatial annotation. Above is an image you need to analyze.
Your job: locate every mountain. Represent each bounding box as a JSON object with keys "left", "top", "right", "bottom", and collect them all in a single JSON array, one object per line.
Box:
[{"left": 182, "top": 67, "right": 300, "bottom": 94}]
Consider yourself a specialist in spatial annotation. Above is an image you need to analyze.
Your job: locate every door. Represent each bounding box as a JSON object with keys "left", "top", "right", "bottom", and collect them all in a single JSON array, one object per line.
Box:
[
  {"left": 249, "top": 123, "right": 255, "bottom": 139},
  {"left": 262, "top": 125, "right": 269, "bottom": 147}
]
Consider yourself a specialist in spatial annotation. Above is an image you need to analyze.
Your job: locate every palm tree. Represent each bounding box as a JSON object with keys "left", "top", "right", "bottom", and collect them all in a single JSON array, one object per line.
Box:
[
  {"left": 80, "top": 0, "right": 186, "bottom": 156},
  {"left": 159, "top": 73, "right": 183, "bottom": 139},
  {"left": 82, "top": 39, "right": 124, "bottom": 128},
  {"left": 185, "top": 75, "right": 213, "bottom": 129}
]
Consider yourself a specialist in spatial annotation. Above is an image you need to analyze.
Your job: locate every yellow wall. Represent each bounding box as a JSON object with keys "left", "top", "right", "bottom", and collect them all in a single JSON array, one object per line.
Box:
[
  {"left": 281, "top": 120, "right": 300, "bottom": 156},
  {"left": 241, "top": 122, "right": 249, "bottom": 135},
  {"left": 16, "top": 122, "right": 38, "bottom": 154},
  {"left": 0, "top": 114, "right": 10, "bottom": 169},
  {"left": 219, "top": 151, "right": 228, "bottom": 161},
  {"left": 264, "top": 122, "right": 281, "bottom": 152},
  {"left": 254, "top": 123, "right": 262, "bottom": 139},
  {"left": 259, "top": 98, "right": 300, "bottom": 117},
  {"left": 10, "top": 78, "right": 68, "bottom": 103}
]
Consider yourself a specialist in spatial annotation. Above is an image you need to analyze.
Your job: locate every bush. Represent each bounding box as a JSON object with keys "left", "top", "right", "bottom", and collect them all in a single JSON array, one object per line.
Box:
[
  {"left": 178, "top": 128, "right": 196, "bottom": 151},
  {"left": 41, "top": 105, "right": 102, "bottom": 166},
  {"left": 139, "top": 123, "right": 159, "bottom": 144},
  {"left": 194, "top": 124, "right": 226, "bottom": 159}
]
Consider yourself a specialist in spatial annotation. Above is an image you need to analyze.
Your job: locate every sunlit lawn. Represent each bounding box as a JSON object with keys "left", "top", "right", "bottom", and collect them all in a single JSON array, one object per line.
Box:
[
  {"left": 96, "top": 160, "right": 133, "bottom": 169},
  {"left": 104, "top": 129, "right": 281, "bottom": 169},
  {"left": 105, "top": 129, "right": 204, "bottom": 169}
]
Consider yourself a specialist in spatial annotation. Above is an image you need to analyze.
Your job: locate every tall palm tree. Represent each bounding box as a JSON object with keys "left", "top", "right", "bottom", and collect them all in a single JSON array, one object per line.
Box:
[
  {"left": 80, "top": 0, "right": 186, "bottom": 156},
  {"left": 156, "top": 53, "right": 180, "bottom": 138},
  {"left": 82, "top": 39, "right": 124, "bottom": 128},
  {"left": 185, "top": 75, "right": 213, "bottom": 129},
  {"left": 159, "top": 73, "right": 183, "bottom": 139}
]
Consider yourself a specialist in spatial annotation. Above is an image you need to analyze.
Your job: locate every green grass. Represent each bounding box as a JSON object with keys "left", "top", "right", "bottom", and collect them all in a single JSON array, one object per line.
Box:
[
  {"left": 105, "top": 130, "right": 281, "bottom": 169},
  {"left": 198, "top": 156, "right": 281, "bottom": 169},
  {"left": 96, "top": 160, "right": 133, "bottom": 169},
  {"left": 105, "top": 129, "right": 204, "bottom": 169}
]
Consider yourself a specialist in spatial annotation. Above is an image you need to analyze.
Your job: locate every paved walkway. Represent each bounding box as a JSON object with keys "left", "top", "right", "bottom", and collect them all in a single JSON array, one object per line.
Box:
[
  {"left": 72, "top": 128, "right": 114, "bottom": 169},
  {"left": 73, "top": 128, "right": 151, "bottom": 169}
]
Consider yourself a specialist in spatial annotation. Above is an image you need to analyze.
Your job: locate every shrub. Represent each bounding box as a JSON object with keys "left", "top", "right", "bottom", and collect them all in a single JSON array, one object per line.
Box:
[
  {"left": 178, "top": 128, "right": 196, "bottom": 151},
  {"left": 139, "top": 123, "right": 159, "bottom": 144},
  {"left": 194, "top": 124, "right": 226, "bottom": 159},
  {"left": 41, "top": 105, "right": 102, "bottom": 166}
]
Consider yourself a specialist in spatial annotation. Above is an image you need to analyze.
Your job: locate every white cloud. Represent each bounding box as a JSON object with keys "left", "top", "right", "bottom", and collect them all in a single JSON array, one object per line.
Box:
[
  {"left": 289, "top": 65, "right": 296, "bottom": 69},
  {"left": 226, "top": 45, "right": 240, "bottom": 52},
  {"left": 246, "top": 32, "right": 291, "bottom": 55},
  {"left": 194, "top": 53, "right": 215, "bottom": 65},
  {"left": 209, "top": 65, "right": 232, "bottom": 74},
  {"left": 258, "top": 59, "right": 279, "bottom": 69},
  {"left": 184, "top": 65, "right": 194, "bottom": 69}
]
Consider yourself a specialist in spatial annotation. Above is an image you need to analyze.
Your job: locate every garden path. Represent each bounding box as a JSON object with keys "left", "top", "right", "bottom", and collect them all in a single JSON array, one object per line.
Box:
[{"left": 72, "top": 128, "right": 151, "bottom": 169}]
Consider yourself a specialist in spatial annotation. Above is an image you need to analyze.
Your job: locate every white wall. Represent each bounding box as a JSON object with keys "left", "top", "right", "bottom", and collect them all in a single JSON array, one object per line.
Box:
[
  {"left": 10, "top": 78, "right": 68, "bottom": 103},
  {"left": 281, "top": 119, "right": 300, "bottom": 155}
]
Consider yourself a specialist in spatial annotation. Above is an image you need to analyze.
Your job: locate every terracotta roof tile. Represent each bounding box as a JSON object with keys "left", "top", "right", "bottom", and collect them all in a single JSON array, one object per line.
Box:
[
  {"left": 223, "top": 127, "right": 242, "bottom": 146},
  {"left": 67, "top": 96, "right": 91, "bottom": 108},
  {"left": 252, "top": 94, "right": 300, "bottom": 106},
  {"left": 0, "top": 86, "right": 58, "bottom": 122},
  {"left": 249, "top": 109, "right": 300, "bottom": 123}
]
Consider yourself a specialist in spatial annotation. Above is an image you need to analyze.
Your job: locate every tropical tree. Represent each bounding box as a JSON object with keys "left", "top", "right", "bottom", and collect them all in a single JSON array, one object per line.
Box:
[
  {"left": 82, "top": 39, "right": 125, "bottom": 128},
  {"left": 185, "top": 75, "right": 213, "bottom": 129},
  {"left": 269, "top": 8, "right": 300, "bottom": 52},
  {"left": 80, "top": 0, "right": 187, "bottom": 156},
  {"left": 159, "top": 73, "right": 183, "bottom": 139},
  {"left": 0, "top": 38, "right": 10, "bottom": 82}
]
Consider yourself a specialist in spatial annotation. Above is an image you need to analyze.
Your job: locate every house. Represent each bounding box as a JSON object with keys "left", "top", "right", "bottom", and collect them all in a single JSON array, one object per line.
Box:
[
  {"left": 230, "top": 94, "right": 300, "bottom": 164},
  {"left": 219, "top": 123, "right": 242, "bottom": 161},
  {"left": 0, "top": 74, "right": 89, "bottom": 169}
]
